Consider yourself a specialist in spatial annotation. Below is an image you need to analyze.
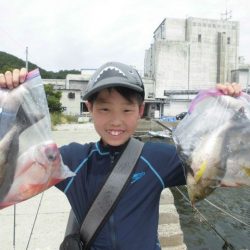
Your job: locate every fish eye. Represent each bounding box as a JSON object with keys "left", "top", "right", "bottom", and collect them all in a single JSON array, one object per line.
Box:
[{"left": 47, "top": 154, "right": 56, "bottom": 161}]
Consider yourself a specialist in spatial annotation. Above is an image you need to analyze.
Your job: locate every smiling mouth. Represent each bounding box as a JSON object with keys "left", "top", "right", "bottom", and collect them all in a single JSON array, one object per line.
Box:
[{"left": 107, "top": 130, "right": 125, "bottom": 136}]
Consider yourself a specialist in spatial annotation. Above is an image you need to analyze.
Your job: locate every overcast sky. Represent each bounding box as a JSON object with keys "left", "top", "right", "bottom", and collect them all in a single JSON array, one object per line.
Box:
[{"left": 0, "top": 0, "right": 249, "bottom": 72}]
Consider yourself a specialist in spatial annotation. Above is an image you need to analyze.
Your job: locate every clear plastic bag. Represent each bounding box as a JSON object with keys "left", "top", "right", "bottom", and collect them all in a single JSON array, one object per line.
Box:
[
  {"left": 173, "top": 88, "right": 250, "bottom": 204},
  {"left": 0, "top": 69, "right": 74, "bottom": 209}
]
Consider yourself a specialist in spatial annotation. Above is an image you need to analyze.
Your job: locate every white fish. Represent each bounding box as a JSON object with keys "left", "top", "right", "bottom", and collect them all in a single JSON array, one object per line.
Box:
[{"left": 186, "top": 108, "right": 250, "bottom": 204}]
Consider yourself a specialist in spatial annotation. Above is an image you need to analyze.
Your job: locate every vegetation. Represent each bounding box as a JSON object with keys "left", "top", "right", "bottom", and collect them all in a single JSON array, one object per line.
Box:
[
  {"left": 50, "top": 112, "right": 78, "bottom": 127},
  {"left": 44, "top": 84, "right": 79, "bottom": 127},
  {"left": 0, "top": 51, "right": 81, "bottom": 78},
  {"left": 44, "top": 84, "right": 63, "bottom": 112}
]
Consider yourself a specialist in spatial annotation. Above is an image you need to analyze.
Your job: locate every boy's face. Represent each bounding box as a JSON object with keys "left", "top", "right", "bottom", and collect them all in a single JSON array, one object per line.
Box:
[{"left": 86, "top": 89, "right": 144, "bottom": 146}]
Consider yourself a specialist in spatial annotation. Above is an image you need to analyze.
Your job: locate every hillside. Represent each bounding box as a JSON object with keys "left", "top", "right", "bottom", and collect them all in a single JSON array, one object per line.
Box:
[{"left": 0, "top": 51, "right": 80, "bottom": 79}]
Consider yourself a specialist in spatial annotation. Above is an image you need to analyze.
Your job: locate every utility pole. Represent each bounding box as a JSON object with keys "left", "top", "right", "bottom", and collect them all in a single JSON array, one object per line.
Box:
[
  {"left": 247, "top": 69, "right": 250, "bottom": 94},
  {"left": 187, "top": 42, "right": 190, "bottom": 100},
  {"left": 13, "top": 45, "right": 29, "bottom": 250},
  {"left": 25, "top": 46, "right": 28, "bottom": 70}
]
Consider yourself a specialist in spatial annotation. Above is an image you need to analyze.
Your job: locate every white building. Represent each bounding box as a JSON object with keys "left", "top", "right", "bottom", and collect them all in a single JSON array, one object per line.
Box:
[
  {"left": 231, "top": 64, "right": 250, "bottom": 93},
  {"left": 42, "top": 79, "right": 66, "bottom": 89},
  {"left": 144, "top": 17, "right": 239, "bottom": 116},
  {"left": 58, "top": 69, "right": 95, "bottom": 115},
  {"left": 60, "top": 89, "right": 82, "bottom": 115}
]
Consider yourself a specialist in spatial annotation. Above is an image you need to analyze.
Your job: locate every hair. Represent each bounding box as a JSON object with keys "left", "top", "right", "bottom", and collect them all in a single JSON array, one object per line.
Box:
[{"left": 87, "top": 86, "right": 144, "bottom": 105}]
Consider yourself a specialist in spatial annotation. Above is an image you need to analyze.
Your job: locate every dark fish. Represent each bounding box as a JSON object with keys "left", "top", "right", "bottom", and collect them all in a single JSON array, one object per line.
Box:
[{"left": 0, "top": 105, "right": 44, "bottom": 201}]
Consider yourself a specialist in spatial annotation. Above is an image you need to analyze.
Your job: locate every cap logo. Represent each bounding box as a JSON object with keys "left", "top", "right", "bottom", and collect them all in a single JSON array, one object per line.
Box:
[{"left": 94, "top": 66, "right": 127, "bottom": 84}]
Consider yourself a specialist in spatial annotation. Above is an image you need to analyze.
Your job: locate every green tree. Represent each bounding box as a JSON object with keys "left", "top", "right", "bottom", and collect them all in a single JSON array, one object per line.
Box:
[{"left": 44, "top": 84, "right": 63, "bottom": 112}]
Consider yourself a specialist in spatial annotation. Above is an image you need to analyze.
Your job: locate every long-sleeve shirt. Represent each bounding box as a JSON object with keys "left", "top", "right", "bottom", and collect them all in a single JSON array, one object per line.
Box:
[{"left": 56, "top": 138, "right": 186, "bottom": 250}]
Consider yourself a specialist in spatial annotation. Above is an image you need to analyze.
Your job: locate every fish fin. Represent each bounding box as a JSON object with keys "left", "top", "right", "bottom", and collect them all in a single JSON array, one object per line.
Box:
[{"left": 194, "top": 161, "right": 207, "bottom": 183}]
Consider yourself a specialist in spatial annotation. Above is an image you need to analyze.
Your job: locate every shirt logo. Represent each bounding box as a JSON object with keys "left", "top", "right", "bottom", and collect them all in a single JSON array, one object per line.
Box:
[{"left": 131, "top": 172, "right": 145, "bottom": 184}]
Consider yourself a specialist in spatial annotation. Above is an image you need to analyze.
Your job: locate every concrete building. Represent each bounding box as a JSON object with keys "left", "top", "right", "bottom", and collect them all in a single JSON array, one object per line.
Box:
[
  {"left": 60, "top": 89, "right": 82, "bottom": 115},
  {"left": 65, "top": 69, "right": 95, "bottom": 91},
  {"left": 231, "top": 57, "right": 250, "bottom": 93},
  {"left": 42, "top": 79, "right": 66, "bottom": 89},
  {"left": 144, "top": 17, "right": 240, "bottom": 116}
]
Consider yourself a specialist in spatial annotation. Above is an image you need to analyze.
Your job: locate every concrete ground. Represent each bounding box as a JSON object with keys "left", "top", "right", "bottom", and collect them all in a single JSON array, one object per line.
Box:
[{"left": 0, "top": 123, "right": 185, "bottom": 250}]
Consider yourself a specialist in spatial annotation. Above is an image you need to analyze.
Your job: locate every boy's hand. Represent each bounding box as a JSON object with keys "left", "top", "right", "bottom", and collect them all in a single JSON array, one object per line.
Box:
[
  {"left": 0, "top": 68, "right": 28, "bottom": 89},
  {"left": 216, "top": 82, "right": 242, "bottom": 97}
]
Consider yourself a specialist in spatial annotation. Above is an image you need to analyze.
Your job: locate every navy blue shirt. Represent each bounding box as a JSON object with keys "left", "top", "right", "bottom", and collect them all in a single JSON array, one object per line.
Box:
[{"left": 56, "top": 139, "right": 185, "bottom": 250}]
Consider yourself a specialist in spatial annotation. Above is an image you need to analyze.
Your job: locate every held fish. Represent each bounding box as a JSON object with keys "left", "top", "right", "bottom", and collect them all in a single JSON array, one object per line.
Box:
[
  {"left": 186, "top": 108, "right": 249, "bottom": 205},
  {"left": 0, "top": 142, "right": 73, "bottom": 209},
  {"left": 0, "top": 105, "right": 44, "bottom": 201}
]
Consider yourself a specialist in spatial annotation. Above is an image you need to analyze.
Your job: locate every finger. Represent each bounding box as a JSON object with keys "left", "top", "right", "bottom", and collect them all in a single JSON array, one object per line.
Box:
[
  {"left": 231, "top": 82, "right": 242, "bottom": 97},
  {"left": 5, "top": 71, "right": 13, "bottom": 89},
  {"left": 0, "top": 73, "right": 7, "bottom": 88},
  {"left": 216, "top": 83, "right": 228, "bottom": 95},
  {"left": 19, "top": 68, "right": 27, "bottom": 83},
  {"left": 12, "top": 69, "right": 20, "bottom": 87},
  {"left": 225, "top": 84, "right": 235, "bottom": 96}
]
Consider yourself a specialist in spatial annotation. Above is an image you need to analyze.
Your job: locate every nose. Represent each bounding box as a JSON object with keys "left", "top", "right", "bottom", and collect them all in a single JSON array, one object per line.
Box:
[
  {"left": 110, "top": 116, "right": 123, "bottom": 126},
  {"left": 109, "top": 110, "right": 124, "bottom": 126}
]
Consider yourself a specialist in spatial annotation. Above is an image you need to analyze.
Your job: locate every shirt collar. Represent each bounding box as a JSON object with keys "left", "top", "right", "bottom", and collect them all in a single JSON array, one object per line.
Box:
[{"left": 96, "top": 138, "right": 130, "bottom": 154}]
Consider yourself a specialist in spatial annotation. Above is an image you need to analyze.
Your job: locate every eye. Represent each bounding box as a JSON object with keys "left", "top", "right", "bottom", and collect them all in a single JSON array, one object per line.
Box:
[{"left": 98, "top": 108, "right": 109, "bottom": 112}]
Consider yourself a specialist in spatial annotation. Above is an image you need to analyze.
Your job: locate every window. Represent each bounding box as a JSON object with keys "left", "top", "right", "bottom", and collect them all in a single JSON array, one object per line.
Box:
[
  {"left": 198, "top": 34, "right": 202, "bottom": 42},
  {"left": 68, "top": 92, "right": 75, "bottom": 99},
  {"left": 227, "top": 37, "right": 231, "bottom": 44}
]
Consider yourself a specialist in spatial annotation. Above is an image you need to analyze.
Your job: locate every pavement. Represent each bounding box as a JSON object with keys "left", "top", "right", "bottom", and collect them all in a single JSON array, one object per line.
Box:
[{"left": 0, "top": 123, "right": 186, "bottom": 250}]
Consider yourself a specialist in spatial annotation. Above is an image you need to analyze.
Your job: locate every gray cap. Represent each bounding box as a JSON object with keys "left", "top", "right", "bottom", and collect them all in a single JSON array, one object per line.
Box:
[{"left": 82, "top": 62, "right": 144, "bottom": 100}]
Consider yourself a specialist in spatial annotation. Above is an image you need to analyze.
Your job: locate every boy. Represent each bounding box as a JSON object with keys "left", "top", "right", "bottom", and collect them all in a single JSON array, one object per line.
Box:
[{"left": 0, "top": 62, "right": 241, "bottom": 249}]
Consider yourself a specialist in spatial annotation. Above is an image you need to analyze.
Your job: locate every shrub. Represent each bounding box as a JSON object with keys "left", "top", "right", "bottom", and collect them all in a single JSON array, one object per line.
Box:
[{"left": 50, "top": 112, "right": 78, "bottom": 128}]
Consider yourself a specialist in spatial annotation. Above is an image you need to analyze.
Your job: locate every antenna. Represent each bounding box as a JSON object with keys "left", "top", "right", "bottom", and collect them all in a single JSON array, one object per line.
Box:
[{"left": 221, "top": 0, "right": 232, "bottom": 20}]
